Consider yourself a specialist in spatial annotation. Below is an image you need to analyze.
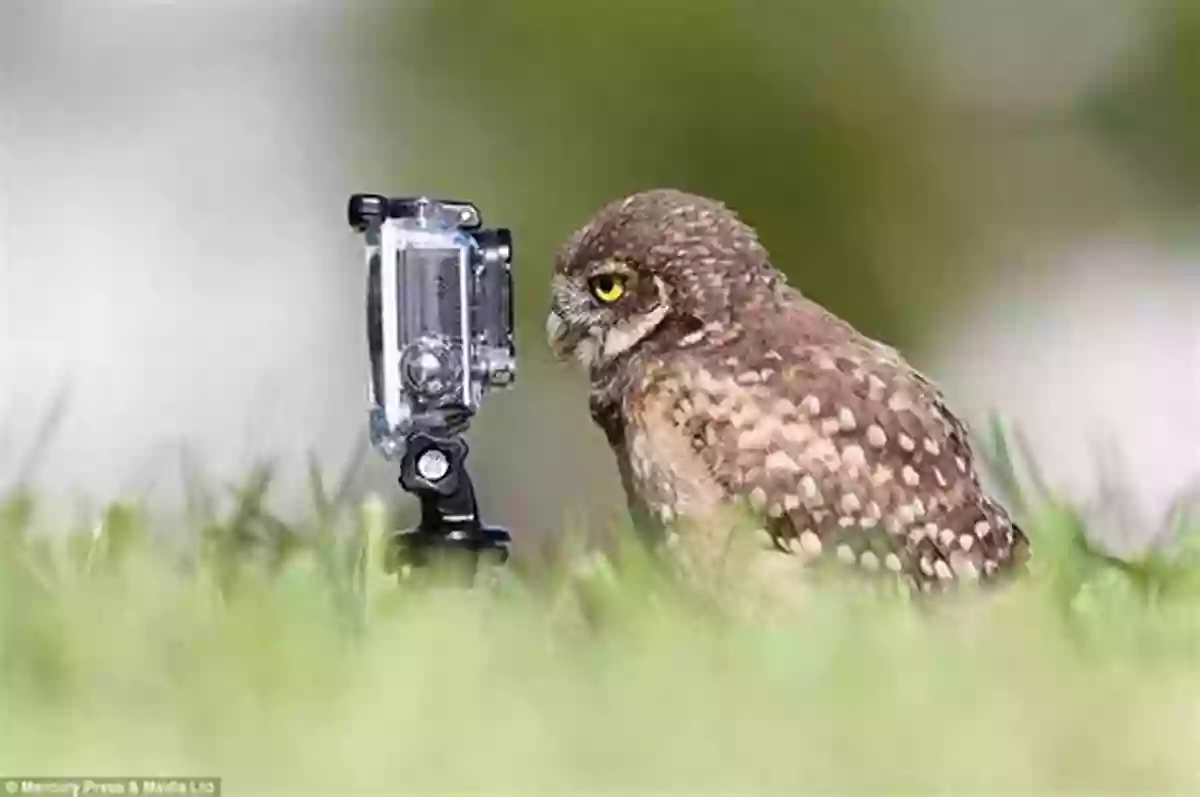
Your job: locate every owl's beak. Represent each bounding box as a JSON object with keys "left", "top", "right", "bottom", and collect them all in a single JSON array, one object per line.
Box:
[{"left": 545, "top": 310, "right": 573, "bottom": 359}]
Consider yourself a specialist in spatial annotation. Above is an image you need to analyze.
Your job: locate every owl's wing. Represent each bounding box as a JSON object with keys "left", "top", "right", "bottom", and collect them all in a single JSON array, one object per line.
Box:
[{"left": 633, "top": 321, "right": 1028, "bottom": 591}]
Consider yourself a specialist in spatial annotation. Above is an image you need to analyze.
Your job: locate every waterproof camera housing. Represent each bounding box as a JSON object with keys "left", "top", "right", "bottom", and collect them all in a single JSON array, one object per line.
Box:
[{"left": 348, "top": 194, "right": 516, "bottom": 461}]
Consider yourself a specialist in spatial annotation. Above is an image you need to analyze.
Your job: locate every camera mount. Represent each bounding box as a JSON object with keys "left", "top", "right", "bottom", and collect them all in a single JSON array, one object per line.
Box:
[{"left": 387, "top": 408, "right": 512, "bottom": 580}]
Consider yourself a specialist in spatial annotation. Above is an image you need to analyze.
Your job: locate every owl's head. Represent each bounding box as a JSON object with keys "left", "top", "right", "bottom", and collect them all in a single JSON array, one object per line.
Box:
[{"left": 546, "top": 188, "right": 778, "bottom": 371}]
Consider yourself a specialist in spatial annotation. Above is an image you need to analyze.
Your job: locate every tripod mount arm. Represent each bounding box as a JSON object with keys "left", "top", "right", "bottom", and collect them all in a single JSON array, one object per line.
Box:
[{"left": 388, "top": 415, "right": 512, "bottom": 574}]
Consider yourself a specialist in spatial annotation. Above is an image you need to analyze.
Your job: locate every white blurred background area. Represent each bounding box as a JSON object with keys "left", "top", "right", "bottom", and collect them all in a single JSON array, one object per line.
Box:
[
  {"left": 1, "top": 2, "right": 370, "bottom": 515},
  {"left": 932, "top": 241, "right": 1200, "bottom": 555},
  {"left": 0, "top": 1, "right": 1197, "bottom": 551}
]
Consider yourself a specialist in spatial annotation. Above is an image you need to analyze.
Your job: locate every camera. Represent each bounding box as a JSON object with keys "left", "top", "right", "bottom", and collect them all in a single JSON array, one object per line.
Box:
[{"left": 348, "top": 194, "right": 516, "bottom": 461}]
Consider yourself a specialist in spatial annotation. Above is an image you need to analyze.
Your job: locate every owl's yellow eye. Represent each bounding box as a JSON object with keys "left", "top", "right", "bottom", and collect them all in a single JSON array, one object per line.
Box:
[{"left": 588, "top": 274, "right": 627, "bottom": 303}]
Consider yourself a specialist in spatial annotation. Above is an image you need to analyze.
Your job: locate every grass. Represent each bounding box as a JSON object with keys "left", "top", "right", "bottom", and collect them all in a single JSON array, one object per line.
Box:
[{"left": 2, "top": 432, "right": 1200, "bottom": 796}]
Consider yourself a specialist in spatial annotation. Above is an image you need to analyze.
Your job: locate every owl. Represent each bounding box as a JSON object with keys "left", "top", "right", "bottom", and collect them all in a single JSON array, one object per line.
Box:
[{"left": 545, "top": 188, "right": 1031, "bottom": 596}]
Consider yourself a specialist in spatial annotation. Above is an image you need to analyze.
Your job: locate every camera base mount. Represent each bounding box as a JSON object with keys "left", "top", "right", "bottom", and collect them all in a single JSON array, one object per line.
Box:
[{"left": 386, "top": 417, "right": 511, "bottom": 583}]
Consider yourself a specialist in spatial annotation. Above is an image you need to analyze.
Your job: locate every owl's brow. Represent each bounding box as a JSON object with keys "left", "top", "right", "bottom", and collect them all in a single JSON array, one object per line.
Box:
[{"left": 584, "top": 258, "right": 637, "bottom": 278}]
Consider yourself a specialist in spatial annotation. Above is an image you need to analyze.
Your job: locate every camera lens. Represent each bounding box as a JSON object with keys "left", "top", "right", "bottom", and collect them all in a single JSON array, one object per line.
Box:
[{"left": 400, "top": 338, "right": 459, "bottom": 399}]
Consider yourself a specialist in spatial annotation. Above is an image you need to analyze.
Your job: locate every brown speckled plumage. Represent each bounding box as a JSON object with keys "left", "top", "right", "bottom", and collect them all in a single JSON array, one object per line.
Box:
[{"left": 547, "top": 188, "right": 1030, "bottom": 594}]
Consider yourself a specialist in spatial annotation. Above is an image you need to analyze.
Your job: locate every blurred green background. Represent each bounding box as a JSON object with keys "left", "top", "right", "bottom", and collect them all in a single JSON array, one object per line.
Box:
[{"left": 356, "top": 0, "right": 1197, "bottom": 344}]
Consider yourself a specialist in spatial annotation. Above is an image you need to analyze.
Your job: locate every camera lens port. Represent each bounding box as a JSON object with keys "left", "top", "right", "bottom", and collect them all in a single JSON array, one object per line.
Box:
[{"left": 400, "top": 338, "right": 460, "bottom": 400}]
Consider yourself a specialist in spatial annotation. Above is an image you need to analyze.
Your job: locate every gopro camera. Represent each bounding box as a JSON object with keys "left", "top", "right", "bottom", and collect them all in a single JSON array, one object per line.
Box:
[{"left": 348, "top": 194, "right": 516, "bottom": 461}]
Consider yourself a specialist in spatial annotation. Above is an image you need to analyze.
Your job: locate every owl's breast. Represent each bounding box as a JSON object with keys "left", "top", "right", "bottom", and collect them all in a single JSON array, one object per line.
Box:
[{"left": 622, "top": 381, "right": 728, "bottom": 526}]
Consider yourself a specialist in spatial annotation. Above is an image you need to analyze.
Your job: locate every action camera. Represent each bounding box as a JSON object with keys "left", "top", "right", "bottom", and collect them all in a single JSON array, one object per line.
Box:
[{"left": 348, "top": 194, "right": 516, "bottom": 461}]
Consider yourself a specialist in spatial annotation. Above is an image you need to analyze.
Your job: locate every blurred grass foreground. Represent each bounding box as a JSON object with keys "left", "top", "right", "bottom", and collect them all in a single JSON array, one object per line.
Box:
[{"left": 2, "top": 442, "right": 1200, "bottom": 796}]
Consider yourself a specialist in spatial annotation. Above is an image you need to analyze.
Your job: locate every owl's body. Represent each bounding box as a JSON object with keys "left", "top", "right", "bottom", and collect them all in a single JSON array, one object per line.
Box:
[{"left": 548, "top": 189, "right": 1029, "bottom": 593}]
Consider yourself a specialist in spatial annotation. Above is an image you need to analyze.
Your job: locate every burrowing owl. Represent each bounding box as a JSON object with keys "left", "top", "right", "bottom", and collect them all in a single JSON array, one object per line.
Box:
[{"left": 546, "top": 189, "right": 1030, "bottom": 594}]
